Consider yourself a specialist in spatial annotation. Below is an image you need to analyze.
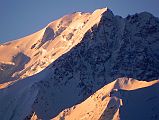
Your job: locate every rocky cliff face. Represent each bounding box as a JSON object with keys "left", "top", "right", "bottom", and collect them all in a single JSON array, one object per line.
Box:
[{"left": 0, "top": 8, "right": 159, "bottom": 120}]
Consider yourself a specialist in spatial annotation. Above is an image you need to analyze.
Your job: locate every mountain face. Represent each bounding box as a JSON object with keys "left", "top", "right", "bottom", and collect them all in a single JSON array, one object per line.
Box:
[{"left": 0, "top": 8, "right": 159, "bottom": 120}]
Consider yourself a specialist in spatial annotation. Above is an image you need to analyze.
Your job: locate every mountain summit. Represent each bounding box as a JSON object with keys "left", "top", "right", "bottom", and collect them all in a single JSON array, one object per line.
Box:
[{"left": 0, "top": 8, "right": 159, "bottom": 120}]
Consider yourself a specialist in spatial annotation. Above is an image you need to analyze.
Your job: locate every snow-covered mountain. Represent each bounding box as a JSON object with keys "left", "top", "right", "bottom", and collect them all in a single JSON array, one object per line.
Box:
[
  {"left": 0, "top": 8, "right": 106, "bottom": 88},
  {"left": 0, "top": 8, "right": 159, "bottom": 120}
]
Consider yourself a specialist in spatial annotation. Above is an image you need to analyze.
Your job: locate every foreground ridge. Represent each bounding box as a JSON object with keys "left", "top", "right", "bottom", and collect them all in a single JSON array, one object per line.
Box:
[{"left": 53, "top": 78, "right": 159, "bottom": 120}]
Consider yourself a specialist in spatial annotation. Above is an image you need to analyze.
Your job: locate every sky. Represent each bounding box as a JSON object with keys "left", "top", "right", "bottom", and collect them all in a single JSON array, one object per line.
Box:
[{"left": 0, "top": 0, "right": 159, "bottom": 43}]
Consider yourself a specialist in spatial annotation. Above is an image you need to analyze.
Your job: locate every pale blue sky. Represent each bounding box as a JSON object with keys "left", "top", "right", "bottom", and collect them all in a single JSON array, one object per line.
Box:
[{"left": 0, "top": 0, "right": 159, "bottom": 43}]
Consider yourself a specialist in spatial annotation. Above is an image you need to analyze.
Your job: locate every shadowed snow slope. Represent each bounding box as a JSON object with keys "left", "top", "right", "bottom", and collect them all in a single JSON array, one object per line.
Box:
[{"left": 0, "top": 8, "right": 159, "bottom": 120}]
